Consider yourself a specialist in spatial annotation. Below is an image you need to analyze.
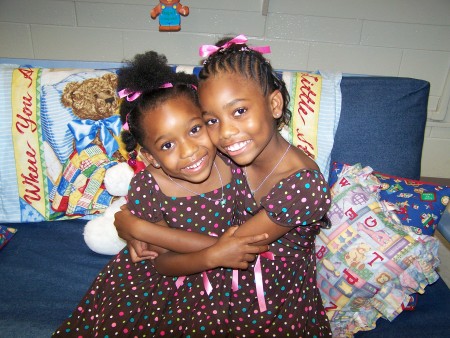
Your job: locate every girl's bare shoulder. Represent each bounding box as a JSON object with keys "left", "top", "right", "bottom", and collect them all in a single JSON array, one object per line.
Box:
[{"left": 288, "top": 146, "right": 320, "bottom": 172}]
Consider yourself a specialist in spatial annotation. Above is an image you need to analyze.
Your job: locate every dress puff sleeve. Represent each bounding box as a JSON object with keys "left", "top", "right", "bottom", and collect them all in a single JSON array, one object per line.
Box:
[
  {"left": 260, "top": 169, "right": 331, "bottom": 227},
  {"left": 127, "top": 170, "right": 165, "bottom": 223}
]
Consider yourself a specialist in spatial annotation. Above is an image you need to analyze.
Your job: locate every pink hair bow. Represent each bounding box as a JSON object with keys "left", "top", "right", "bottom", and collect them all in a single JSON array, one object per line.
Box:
[
  {"left": 160, "top": 82, "right": 173, "bottom": 89},
  {"left": 160, "top": 82, "right": 198, "bottom": 90},
  {"left": 199, "top": 34, "right": 271, "bottom": 58},
  {"left": 118, "top": 88, "right": 142, "bottom": 102}
]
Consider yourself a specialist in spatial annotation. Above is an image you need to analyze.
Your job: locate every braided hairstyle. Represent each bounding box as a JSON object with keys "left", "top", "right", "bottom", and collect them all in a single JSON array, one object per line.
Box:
[
  {"left": 118, "top": 51, "right": 199, "bottom": 153},
  {"left": 198, "top": 37, "right": 291, "bottom": 130}
]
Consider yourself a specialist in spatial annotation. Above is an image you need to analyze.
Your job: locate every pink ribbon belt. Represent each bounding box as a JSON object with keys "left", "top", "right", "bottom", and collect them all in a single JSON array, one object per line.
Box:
[
  {"left": 254, "top": 251, "right": 275, "bottom": 312},
  {"left": 231, "top": 251, "right": 275, "bottom": 313},
  {"left": 175, "top": 232, "right": 217, "bottom": 295},
  {"left": 175, "top": 272, "right": 213, "bottom": 295}
]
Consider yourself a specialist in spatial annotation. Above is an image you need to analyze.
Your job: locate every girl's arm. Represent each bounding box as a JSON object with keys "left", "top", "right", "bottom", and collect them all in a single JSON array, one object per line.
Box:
[
  {"left": 152, "top": 226, "right": 269, "bottom": 276},
  {"left": 147, "top": 211, "right": 289, "bottom": 275},
  {"left": 114, "top": 203, "right": 287, "bottom": 261},
  {"left": 115, "top": 206, "right": 270, "bottom": 275},
  {"left": 233, "top": 211, "right": 292, "bottom": 244}
]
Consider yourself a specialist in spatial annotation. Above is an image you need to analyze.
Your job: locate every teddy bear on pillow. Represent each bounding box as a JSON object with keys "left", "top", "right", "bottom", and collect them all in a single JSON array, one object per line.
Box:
[{"left": 50, "top": 73, "right": 127, "bottom": 217}]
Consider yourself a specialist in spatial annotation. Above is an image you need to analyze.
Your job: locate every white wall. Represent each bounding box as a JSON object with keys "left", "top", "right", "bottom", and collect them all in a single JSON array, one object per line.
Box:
[{"left": 1, "top": 0, "right": 449, "bottom": 178}]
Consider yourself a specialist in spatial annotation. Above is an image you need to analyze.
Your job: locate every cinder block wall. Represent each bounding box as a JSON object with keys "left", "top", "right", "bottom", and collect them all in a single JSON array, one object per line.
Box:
[{"left": 1, "top": 0, "right": 449, "bottom": 178}]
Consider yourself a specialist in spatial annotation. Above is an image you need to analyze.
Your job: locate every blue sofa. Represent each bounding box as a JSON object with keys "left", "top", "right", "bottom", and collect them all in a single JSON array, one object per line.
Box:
[{"left": 0, "top": 59, "right": 449, "bottom": 337}]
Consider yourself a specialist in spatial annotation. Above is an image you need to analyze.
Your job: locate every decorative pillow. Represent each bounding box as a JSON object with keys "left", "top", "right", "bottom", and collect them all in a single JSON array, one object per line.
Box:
[
  {"left": 279, "top": 71, "right": 342, "bottom": 179},
  {"left": 316, "top": 163, "right": 440, "bottom": 336},
  {"left": 0, "top": 65, "right": 127, "bottom": 222},
  {"left": 329, "top": 162, "right": 450, "bottom": 236},
  {"left": 0, "top": 225, "right": 17, "bottom": 250}
]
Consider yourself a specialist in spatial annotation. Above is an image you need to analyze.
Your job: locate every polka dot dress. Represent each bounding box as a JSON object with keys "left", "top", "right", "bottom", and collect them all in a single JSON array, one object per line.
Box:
[
  {"left": 53, "top": 163, "right": 332, "bottom": 337},
  {"left": 231, "top": 167, "right": 333, "bottom": 337},
  {"left": 53, "top": 164, "right": 240, "bottom": 338}
]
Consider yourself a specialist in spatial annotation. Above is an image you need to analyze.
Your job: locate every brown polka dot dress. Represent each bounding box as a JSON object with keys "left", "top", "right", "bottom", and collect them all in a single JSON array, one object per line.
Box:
[
  {"left": 230, "top": 167, "right": 333, "bottom": 337},
  {"left": 53, "top": 163, "right": 332, "bottom": 337},
  {"left": 53, "top": 162, "right": 241, "bottom": 337}
]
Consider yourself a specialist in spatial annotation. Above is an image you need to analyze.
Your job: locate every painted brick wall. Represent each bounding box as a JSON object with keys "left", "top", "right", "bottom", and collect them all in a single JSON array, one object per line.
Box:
[{"left": 1, "top": 0, "right": 449, "bottom": 177}]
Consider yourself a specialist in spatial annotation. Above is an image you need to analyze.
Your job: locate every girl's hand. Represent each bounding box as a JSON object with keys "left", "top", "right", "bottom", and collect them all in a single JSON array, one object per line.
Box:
[
  {"left": 127, "top": 239, "right": 159, "bottom": 263},
  {"left": 207, "top": 226, "right": 269, "bottom": 270}
]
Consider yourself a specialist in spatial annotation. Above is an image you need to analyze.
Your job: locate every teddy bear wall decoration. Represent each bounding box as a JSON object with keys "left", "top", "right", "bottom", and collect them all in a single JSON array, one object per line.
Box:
[{"left": 150, "top": 0, "right": 189, "bottom": 32}]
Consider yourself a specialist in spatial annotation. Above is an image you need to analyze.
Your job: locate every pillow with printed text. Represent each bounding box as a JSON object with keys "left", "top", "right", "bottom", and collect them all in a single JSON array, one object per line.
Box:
[
  {"left": 329, "top": 162, "right": 450, "bottom": 236},
  {"left": 316, "top": 163, "right": 440, "bottom": 336}
]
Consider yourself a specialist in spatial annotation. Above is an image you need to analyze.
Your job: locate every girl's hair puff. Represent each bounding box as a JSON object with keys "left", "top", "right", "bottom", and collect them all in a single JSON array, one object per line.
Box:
[
  {"left": 198, "top": 37, "right": 291, "bottom": 129},
  {"left": 118, "top": 51, "right": 199, "bottom": 152}
]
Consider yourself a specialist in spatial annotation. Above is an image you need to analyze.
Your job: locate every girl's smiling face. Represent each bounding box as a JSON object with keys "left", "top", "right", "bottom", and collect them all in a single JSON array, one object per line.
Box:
[
  {"left": 140, "top": 95, "right": 216, "bottom": 183},
  {"left": 199, "top": 72, "right": 282, "bottom": 166}
]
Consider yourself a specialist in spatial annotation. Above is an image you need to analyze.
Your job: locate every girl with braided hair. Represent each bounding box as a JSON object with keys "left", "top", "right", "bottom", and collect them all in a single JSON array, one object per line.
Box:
[
  {"left": 53, "top": 50, "right": 269, "bottom": 337},
  {"left": 196, "top": 35, "right": 332, "bottom": 336}
]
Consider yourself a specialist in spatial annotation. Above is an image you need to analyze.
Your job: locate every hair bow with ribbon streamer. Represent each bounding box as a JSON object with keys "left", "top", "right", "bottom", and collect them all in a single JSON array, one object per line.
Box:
[
  {"left": 118, "top": 88, "right": 142, "bottom": 102},
  {"left": 68, "top": 115, "right": 122, "bottom": 158},
  {"left": 199, "top": 34, "right": 271, "bottom": 58}
]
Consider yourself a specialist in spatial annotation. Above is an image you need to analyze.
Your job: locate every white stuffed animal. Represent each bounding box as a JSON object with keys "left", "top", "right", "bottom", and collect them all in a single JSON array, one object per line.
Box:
[
  {"left": 103, "top": 162, "right": 135, "bottom": 197},
  {"left": 83, "top": 162, "right": 134, "bottom": 255}
]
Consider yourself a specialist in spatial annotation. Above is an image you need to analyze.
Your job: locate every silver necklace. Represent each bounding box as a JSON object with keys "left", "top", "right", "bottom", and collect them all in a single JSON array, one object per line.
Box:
[
  {"left": 244, "top": 144, "right": 291, "bottom": 194},
  {"left": 168, "top": 162, "right": 226, "bottom": 205}
]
